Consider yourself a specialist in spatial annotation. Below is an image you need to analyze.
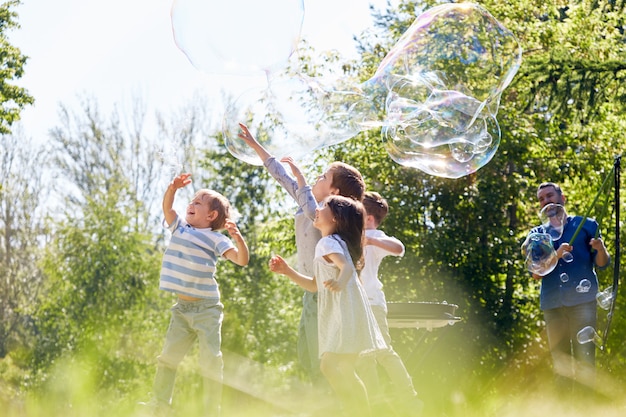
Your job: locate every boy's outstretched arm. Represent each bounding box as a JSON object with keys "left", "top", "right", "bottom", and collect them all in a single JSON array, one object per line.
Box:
[
  {"left": 238, "top": 123, "right": 272, "bottom": 163},
  {"left": 163, "top": 173, "right": 192, "bottom": 226},
  {"left": 365, "top": 235, "right": 405, "bottom": 256},
  {"left": 223, "top": 220, "right": 250, "bottom": 266},
  {"left": 237, "top": 123, "right": 302, "bottom": 203}
]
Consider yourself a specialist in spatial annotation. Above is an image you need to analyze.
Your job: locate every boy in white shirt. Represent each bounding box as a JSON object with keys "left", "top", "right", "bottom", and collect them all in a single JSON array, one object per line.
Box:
[{"left": 358, "top": 191, "right": 423, "bottom": 415}]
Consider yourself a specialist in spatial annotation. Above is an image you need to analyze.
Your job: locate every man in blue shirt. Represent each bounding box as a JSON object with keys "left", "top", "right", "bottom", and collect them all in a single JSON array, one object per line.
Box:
[{"left": 529, "top": 182, "right": 610, "bottom": 394}]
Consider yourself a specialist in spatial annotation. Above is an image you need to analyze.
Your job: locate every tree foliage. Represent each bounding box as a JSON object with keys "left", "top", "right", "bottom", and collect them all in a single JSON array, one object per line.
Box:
[
  {"left": 3, "top": 1, "right": 626, "bottom": 415},
  {"left": 0, "top": 0, "right": 33, "bottom": 134},
  {"left": 0, "top": 131, "right": 48, "bottom": 359}
]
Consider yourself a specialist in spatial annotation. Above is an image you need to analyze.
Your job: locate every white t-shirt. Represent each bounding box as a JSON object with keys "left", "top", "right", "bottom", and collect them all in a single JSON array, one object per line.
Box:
[{"left": 361, "top": 229, "right": 405, "bottom": 310}]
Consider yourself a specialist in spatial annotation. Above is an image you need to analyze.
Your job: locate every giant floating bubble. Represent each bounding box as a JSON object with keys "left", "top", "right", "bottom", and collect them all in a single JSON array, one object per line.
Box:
[
  {"left": 369, "top": 2, "right": 521, "bottom": 178},
  {"left": 521, "top": 232, "right": 557, "bottom": 276},
  {"left": 220, "top": 2, "right": 522, "bottom": 177},
  {"left": 171, "top": 0, "right": 304, "bottom": 76}
]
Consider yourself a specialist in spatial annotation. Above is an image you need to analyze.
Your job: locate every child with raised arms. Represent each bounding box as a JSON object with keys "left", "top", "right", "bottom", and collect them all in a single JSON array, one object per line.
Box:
[
  {"left": 146, "top": 173, "right": 249, "bottom": 417},
  {"left": 237, "top": 123, "right": 365, "bottom": 387}
]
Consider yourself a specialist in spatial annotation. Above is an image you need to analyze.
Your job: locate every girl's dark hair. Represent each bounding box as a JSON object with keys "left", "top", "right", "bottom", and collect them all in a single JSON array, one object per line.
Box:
[
  {"left": 326, "top": 195, "right": 365, "bottom": 270},
  {"left": 329, "top": 162, "right": 365, "bottom": 202}
]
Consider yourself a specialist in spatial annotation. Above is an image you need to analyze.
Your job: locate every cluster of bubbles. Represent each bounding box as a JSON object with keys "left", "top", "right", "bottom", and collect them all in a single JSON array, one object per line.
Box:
[
  {"left": 522, "top": 203, "right": 614, "bottom": 328},
  {"left": 170, "top": 1, "right": 522, "bottom": 178}
]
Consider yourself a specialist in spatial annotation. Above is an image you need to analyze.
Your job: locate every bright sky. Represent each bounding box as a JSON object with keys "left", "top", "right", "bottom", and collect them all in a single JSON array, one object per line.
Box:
[{"left": 9, "top": 0, "right": 396, "bottom": 141}]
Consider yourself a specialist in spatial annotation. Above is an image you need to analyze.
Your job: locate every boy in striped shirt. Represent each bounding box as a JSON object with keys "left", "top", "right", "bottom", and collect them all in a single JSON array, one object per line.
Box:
[{"left": 150, "top": 172, "right": 249, "bottom": 416}]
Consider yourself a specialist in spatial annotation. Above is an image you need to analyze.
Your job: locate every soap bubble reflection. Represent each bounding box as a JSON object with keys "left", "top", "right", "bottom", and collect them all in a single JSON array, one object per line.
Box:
[
  {"left": 562, "top": 251, "right": 574, "bottom": 263},
  {"left": 157, "top": 142, "right": 183, "bottom": 177}
]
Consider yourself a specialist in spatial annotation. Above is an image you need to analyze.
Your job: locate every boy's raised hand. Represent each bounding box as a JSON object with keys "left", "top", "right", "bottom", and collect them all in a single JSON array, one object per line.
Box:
[
  {"left": 171, "top": 173, "right": 192, "bottom": 189},
  {"left": 224, "top": 219, "right": 243, "bottom": 239},
  {"left": 237, "top": 123, "right": 272, "bottom": 162},
  {"left": 237, "top": 123, "right": 257, "bottom": 145},
  {"left": 280, "top": 157, "right": 306, "bottom": 188}
]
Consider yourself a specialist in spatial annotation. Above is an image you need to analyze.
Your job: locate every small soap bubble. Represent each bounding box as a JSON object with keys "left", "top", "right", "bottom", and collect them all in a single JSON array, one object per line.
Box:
[
  {"left": 596, "top": 286, "right": 613, "bottom": 310},
  {"left": 562, "top": 251, "right": 574, "bottom": 263},
  {"left": 576, "top": 326, "right": 602, "bottom": 347},
  {"left": 576, "top": 279, "right": 592, "bottom": 293},
  {"left": 157, "top": 143, "right": 184, "bottom": 178},
  {"left": 560, "top": 273, "right": 569, "bottom": 283}
]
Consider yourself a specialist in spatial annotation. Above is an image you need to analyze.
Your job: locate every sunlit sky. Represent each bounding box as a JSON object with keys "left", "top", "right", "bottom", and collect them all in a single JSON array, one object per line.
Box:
[{"left": 9, "top": 0, "right": 396, "bottom": 141}]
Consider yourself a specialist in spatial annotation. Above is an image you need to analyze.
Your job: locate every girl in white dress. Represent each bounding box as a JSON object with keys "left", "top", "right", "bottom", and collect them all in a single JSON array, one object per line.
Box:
[{"left": 270, "top": 195, "right": 386, "bottom": 416}]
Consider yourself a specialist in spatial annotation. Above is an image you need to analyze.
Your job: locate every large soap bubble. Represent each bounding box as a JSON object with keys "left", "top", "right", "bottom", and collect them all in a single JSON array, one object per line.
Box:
[
  {"left": 367, "top": 2, "right": 522, "bottom": 177},
  {"left": 216, "top": 2, "right": 521, "bottom": 177},
  {"left": 539, "top": 203, "right": 567, "bottom": 241},
  {"left": 171, "top": 0, "right": 304, "bottom": 76},
  {"left": 521, "top": 232, "right": 558, "bottom": 276},
  {"left": 223, "top": 74, "right": 377, "bottom": 165}
]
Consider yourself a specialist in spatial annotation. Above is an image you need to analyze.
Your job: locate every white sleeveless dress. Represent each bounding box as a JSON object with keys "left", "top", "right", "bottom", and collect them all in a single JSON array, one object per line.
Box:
[{"left": 314, "top": 235, "right": 387, "bottom": 356}]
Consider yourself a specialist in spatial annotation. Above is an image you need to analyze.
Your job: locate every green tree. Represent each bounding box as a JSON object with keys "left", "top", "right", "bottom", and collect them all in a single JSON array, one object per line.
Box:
[
  {"left": 29, "top": 96, "right": 187, "bottom": 383},
  {"left": 0, "top": 130, "right": 48, "bottom": 359},
  {"left": 0, "top": 0, "right": 33, "bottom": 134},
  {"left": 35, "top": 180, "right": 162, "bottom": 369}
]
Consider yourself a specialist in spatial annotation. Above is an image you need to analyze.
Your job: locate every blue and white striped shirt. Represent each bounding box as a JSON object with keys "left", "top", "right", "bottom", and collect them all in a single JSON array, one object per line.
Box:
[{"left": 159, "top": 216, "right": 234, "bottom": 301}]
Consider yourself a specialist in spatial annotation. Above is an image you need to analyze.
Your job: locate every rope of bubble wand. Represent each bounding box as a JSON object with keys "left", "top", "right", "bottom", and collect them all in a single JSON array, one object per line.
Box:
[{"left": 602, "top": 154, "right": 621, "bottom": 349}]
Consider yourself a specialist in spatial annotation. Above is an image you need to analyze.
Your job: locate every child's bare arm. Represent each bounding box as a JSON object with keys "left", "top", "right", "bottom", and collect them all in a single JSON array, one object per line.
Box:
[
  {"left": 223, "top": 220, "right": 250, "bottom": 266},
  {"left": 163, "top": 173, "right": 192, "bottom": 226},
  {"left": 322, "top": 252, "right": 354, "bottom": 292},
  {"left": 269, "top": 255, "right": 317, "bottom": 292},
  {"left": 365, "top": 235, "right": 405, "bottom": 256}
]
